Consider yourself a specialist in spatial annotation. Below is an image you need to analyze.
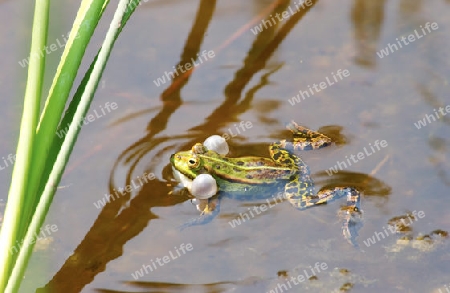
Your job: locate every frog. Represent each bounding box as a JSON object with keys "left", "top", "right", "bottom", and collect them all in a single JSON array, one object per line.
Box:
[{"left": 170, "top": 121, "right": 362, "bottom": 245}]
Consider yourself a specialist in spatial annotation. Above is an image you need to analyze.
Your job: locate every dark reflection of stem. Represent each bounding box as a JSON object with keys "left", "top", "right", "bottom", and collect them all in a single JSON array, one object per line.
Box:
[
  {"left": 38, "top": 1, "right": 217, "bottom": 292},
  {"left": 118, "top": 279, "right": 261, "bottom": 293},
  {"left": 159, "top": 1, "right": 217, "bottom": 99},
  {"left": 39, "top": 180, "right": 177, "bottom": 293},
  {"left": 189, "top": 0, "right": 319, "bottom": 136},
  {"left": 152, "top": 0, "right": 218, "bottom": 131},
  {"left": 351, "top": 0, "right": 386, "bottom": 67},
  {"left": 116, "top": 0, "right": 218, "bottom": 174},
  {"left": 225, "top": 0, "right": 318, "bottom": 99},
  {"left": 39, "top": 0, "right": 321, "bottom": 291}
]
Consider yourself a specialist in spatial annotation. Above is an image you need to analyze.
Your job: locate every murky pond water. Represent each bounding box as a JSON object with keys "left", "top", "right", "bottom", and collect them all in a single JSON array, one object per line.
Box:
[{"left": 1, "top": 0, "right": 449, "bottom": 292}]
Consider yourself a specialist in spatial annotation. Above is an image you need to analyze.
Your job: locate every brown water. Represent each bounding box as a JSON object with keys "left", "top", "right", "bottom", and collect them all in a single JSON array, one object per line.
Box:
[{"left": 1, "top": 0, "right": 450, "bottom": 292}]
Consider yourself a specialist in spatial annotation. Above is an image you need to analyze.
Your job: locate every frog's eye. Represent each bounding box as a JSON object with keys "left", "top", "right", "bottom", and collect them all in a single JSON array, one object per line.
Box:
[{"left": 187, "top": 156, "right": 199, "bottom": 168}]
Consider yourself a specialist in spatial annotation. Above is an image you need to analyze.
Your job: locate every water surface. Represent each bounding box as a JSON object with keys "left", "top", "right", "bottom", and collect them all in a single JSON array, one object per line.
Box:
[{"left": 1, "top": 0, "right": 449, "bottom": 292}]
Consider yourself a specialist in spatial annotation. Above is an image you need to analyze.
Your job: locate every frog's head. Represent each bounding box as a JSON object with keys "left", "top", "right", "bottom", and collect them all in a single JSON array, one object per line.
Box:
[
  {"left": 170, "top": 151, "right": 203, "bottom": 180},
  {"left": 171, "top": 149, "right": 219, "bottom": 198}
]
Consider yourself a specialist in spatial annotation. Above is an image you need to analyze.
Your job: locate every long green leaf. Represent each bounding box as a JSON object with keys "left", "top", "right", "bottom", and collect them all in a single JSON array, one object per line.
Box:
[
  {"left": 5, "top": 0, "right": 133, "bottom": 291},
  {"left": 0, "top": 0, "right": 49, "bottom": 290},
  {"left": 42, "top": 0, "right": 140, "bottom": 194},
  {"left": 23, "top": 0, "right": 109, "bottom": 239}
]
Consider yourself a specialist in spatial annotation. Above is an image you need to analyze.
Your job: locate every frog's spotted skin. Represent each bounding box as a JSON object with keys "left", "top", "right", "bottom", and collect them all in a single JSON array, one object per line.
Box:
[{"left": 171, "top": 121, "right": 362, "bottom": 245}]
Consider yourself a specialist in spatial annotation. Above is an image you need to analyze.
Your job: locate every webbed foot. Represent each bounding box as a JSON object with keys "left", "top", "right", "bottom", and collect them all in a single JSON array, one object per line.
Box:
[{"left": 337, "top": 188, "right": 363, "bottom": 248}]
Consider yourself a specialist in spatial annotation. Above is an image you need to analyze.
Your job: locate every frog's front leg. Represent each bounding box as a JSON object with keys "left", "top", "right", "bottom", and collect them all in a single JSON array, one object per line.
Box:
[
  {"left": 284, "top": 121, "right": 332, "bottom": 151},
  {"left": 179, "top": 197, "right": 221, "bottom": 230}
]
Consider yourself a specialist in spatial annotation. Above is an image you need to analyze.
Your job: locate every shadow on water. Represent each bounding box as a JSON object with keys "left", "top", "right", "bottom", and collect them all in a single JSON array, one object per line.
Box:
[
  {"left": 351, "top": 0, "right": 386, "bottom": 68},
  {"left": 419, "top": 84, "right": 450, "bottom": 187},
  {"left": 98, "top": 279, "right": 267, "bottom": 293},
  {"left": 36, "top": 0, "right": 397, "bottom": 292},
  {"left": 316, "top": 170, "right": 391, "bottom": 199}
]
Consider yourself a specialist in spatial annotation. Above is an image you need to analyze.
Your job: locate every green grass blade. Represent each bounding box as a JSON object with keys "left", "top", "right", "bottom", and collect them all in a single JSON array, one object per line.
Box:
[
  {"left": 0, "top": 0, "right": 49, "bottom": 290},
  {"left": 42, "top": 0, "right": 140, "bottom": 194},
  {"left": 5, "top": 0, "right": 133, "bottom": 291},
  {"left": 23, "top": 0, "right": 109, "bottom": 236}
]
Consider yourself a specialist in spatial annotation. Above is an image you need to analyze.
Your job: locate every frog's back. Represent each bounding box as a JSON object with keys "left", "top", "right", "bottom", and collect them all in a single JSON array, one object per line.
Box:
[{"left": 201, "top": 156, "right": 295, "bottom": 183}]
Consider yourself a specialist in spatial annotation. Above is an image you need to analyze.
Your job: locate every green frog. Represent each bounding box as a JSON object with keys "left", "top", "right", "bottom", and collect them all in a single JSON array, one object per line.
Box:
[{"left": 170, "top": 121, "right": 362, "bottom": 245}]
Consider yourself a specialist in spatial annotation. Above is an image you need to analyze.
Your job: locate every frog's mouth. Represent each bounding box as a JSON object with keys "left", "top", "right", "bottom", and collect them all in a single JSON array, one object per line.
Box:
[
  {"left": 169, "top": 154, "right": 176, "bottom": 167},
  {"left": 171, "top": 165, "right": 193, "bottom": 191}
]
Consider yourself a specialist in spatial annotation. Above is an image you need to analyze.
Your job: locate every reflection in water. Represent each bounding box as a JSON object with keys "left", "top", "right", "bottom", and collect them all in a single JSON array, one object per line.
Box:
[
  {"left": 316, "top": 170, "right": 391, "bottom": 198},
  {"left": 415, "top": 45, "right": 450, "bottom": 188},
  {"left": 351, "top": 0, "right": 386, "bottom": 67},
  {"left": 398, "top": 0, "right": 424, "bottom": 29},
  {"left": 38, "top": 0, "right": 218, "bottom": 291},
  {"left": 121, "top": 278, "right": 267, "bottom": 293},
  {"left": 37, "top": 0, "right": 396, "bottom": 291}
]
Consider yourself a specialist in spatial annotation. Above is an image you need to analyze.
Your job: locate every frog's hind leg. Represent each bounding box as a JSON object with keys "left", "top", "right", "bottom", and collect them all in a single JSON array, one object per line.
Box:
[
  {"left": 284, "top": 121, "right": 332, "bottom": 151},
  {"left": 286, "top": 184, "right": 363, "bottom": 247},
  {"left": 179, "top": 197, "right": 221, "bottom": 230},
  {"left": 284, "top": 178, "right": 317, "bottom": 210},
  {"left": 316, "top": 187, "right": 363, "bottom": 247}
]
